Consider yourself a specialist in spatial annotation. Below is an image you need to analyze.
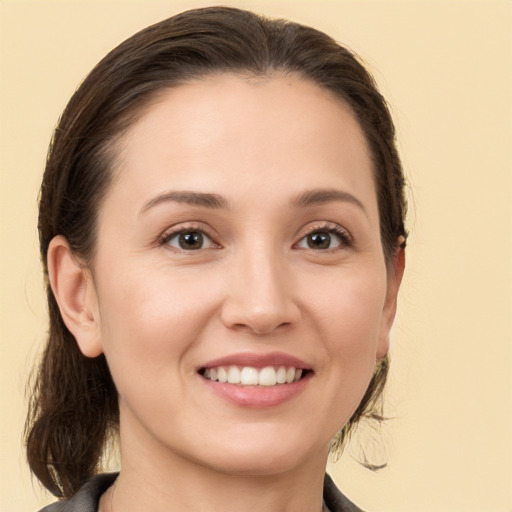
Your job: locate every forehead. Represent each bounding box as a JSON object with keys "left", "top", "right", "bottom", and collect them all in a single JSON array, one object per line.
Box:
[
  {"left": 120, "top": 73, "right": 367, "bottom": 153},
  {"left": 109, "top": 73, "right": 377, "bottom": 217}
]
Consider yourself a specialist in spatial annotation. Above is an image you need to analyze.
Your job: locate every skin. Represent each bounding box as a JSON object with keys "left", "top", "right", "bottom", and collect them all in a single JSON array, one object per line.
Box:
[{"left": 48, "top": 74, "right": 404, "bottom": 512}]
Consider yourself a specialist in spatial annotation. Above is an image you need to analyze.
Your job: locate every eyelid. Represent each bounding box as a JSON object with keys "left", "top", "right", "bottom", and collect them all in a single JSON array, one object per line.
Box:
[
  {"left": 156, "top": 220, "right": 352, "bottom": 251},
  {"left": 158, "top": 222, "right": 222, "bottom": 250},
  {"left": 294, "top": 222, "right": 353, "bottom": 249}
]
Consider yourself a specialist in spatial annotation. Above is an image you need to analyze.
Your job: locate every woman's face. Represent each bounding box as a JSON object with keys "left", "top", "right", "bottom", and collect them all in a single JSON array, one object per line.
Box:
[{"left": 84, "top": 74, "right": 400, "bottom": 476}]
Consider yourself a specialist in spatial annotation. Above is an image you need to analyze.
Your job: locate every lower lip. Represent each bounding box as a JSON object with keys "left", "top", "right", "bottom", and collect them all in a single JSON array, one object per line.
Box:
[{"left": 201, "top": 373, "right": 311, "bottom": 408}]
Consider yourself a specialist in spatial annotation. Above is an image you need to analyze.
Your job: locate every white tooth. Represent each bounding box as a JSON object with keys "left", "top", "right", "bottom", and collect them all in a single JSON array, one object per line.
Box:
[
  {"left": 240, "top": 367, "right": 259, "bottom": 385},
  {"left": 294, "top": 369, "right": 303, "bottom": 382},
  {"left": 286, "top": 367, "right": 296, "bottom": 384},
  {"left": 210, "top": 368, "right": 218, "bottom": 381},
  {"left": 227, "top": 366, "right": 241, "bottom": 384},
  {"left": 259, "top": 366, "right": 277, "bottom": 386},
  {"left": 276, "top": 366, "right": 287, "bottom": 384},
  {"left": 204, "top": 368, "right": 211, "bottom": 379},
  {"left": 217, "top": 367, "right": 228, "bottom": 383}
]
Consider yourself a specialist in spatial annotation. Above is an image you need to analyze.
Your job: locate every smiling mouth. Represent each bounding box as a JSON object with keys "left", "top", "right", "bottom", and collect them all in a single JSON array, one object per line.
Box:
[{"left": 199, "top": 366, "right": 310, "bottom": 387}]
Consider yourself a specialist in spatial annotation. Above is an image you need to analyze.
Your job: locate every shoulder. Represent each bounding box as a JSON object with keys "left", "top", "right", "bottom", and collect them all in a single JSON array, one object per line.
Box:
[
  {"left": 37, "top": 473, "right": 118, "bottom": 512},
  {"left": 323, "top": 473, "right": 365, "bottom": 512}
]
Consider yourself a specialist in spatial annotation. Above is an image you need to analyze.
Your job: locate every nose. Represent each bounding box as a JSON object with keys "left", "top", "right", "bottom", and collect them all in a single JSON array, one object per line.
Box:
[{"left": 220, "top": 247, "right": 301, "bottom": 336}]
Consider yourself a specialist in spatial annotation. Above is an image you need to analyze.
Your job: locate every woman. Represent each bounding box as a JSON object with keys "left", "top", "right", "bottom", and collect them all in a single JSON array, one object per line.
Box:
[{"left": 26, "top": 6, "right": 406, "bottom": 512}]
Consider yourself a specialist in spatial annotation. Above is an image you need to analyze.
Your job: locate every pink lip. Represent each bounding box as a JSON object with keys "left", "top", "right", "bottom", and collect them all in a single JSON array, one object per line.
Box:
[
  {"left": 200, "top": 351, "right": 311, "bottom": 370},
  {"left": 201, "top": 374, "right": 312, "bottom": 408},
  {"left": 198, "top": 351, "right": 313, "bottom": 409}
]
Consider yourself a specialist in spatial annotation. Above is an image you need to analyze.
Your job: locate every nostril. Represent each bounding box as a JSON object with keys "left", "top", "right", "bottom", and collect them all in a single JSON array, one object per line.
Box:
[{"left": 242, "top": 320, "right": 293, "bottom": 336}]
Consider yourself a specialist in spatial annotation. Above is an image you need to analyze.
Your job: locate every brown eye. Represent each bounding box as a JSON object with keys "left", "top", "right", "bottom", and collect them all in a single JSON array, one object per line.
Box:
[
  {"left": 307, "top": 232, "right": 331, "bottom": 249},
  {"left": 167, "top": 230, "right": 212, "bottom": 250},
  {"left": 296, "top": 227, "right": 346, "bottom": 250}
]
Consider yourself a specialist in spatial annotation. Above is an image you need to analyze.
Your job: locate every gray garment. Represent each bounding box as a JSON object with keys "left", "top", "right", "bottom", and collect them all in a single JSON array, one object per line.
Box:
[{"left": 38, "top": 472, "right": 363, "bottom": 512}]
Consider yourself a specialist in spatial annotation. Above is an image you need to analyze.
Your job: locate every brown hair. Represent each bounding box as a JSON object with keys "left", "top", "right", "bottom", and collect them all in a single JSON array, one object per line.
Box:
[{"left": 26, "top": 6, "right": 407, "bottom": 498}]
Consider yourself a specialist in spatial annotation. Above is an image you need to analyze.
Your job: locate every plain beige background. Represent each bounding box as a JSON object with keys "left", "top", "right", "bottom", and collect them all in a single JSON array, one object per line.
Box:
[{"left": 1, "top": 1, "right": 511, "bottom": 511}]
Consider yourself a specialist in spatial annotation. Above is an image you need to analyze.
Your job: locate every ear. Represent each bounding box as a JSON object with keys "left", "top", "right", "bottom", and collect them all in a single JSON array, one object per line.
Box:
[
  {"left": 47, "top": 235, "right": 103, "bottom": 358},
  {"left": 376, "top": 239, "right": 406, "bottom": 360}
]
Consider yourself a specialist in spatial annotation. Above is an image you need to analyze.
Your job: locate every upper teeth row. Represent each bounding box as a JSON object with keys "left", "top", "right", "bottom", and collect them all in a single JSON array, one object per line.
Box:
[{"left": 204, "top": 366, "right": 303, "bottom": 386}]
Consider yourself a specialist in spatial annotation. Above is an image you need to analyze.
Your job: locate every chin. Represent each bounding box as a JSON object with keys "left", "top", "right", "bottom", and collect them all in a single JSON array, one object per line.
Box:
[{"left": 194, "top": 431, "right": 327, "bottom": 477}]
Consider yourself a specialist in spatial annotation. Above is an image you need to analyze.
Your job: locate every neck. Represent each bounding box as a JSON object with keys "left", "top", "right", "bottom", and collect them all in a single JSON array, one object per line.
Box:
[{"left": 112, "top": 465, "right": 327, "bottom": 512}]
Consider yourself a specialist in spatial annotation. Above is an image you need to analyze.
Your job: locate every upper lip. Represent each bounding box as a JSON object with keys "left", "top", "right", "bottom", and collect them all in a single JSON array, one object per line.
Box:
[{"left": 200, "top": 351, "right": 311, "bottom": 370}]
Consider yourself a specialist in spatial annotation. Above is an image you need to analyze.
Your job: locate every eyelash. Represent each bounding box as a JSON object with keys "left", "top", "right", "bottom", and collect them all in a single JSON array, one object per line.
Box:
[
  {"left": 158, "top": 223, "right": 218, "bottom": 251},
  {"left": 158, "top": 222, "right": 352, "bottom": 252},
  {"left": 295, "top": 223, "right": 353, "bottom": 251}
]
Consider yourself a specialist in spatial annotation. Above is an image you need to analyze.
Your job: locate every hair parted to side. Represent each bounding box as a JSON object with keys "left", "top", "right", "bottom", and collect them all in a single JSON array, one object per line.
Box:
[{"left": 26, "top": 6, "right": 407, "bottom": 498}]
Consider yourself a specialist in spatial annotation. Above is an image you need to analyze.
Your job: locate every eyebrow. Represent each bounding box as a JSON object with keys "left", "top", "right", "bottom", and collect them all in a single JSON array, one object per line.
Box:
[
  {"left": 140, "top": 187, "right": 366, "bottom": 215},
  {"left": 290, "top": 188, "right": 367, "bottom": 213},
  {"left": 141, "top": 191, "right": 230, "bottom": 214}
]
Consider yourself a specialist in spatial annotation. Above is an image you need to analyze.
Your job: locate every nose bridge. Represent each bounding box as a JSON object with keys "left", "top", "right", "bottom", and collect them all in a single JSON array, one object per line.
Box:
[{"left": 221, "top": 239, "right": 299, "bottom": 334}]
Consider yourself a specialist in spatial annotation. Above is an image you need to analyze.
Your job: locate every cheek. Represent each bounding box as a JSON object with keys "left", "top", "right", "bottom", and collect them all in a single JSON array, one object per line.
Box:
[
  {"left": 309, "top": 266, "right": 387, "bottom": 392},
  {"left": 311, "top": 266, "right": 387, "bottom": 348},
  {"left": 95, "top": 263, "right": 221, "bottom": 379}
]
